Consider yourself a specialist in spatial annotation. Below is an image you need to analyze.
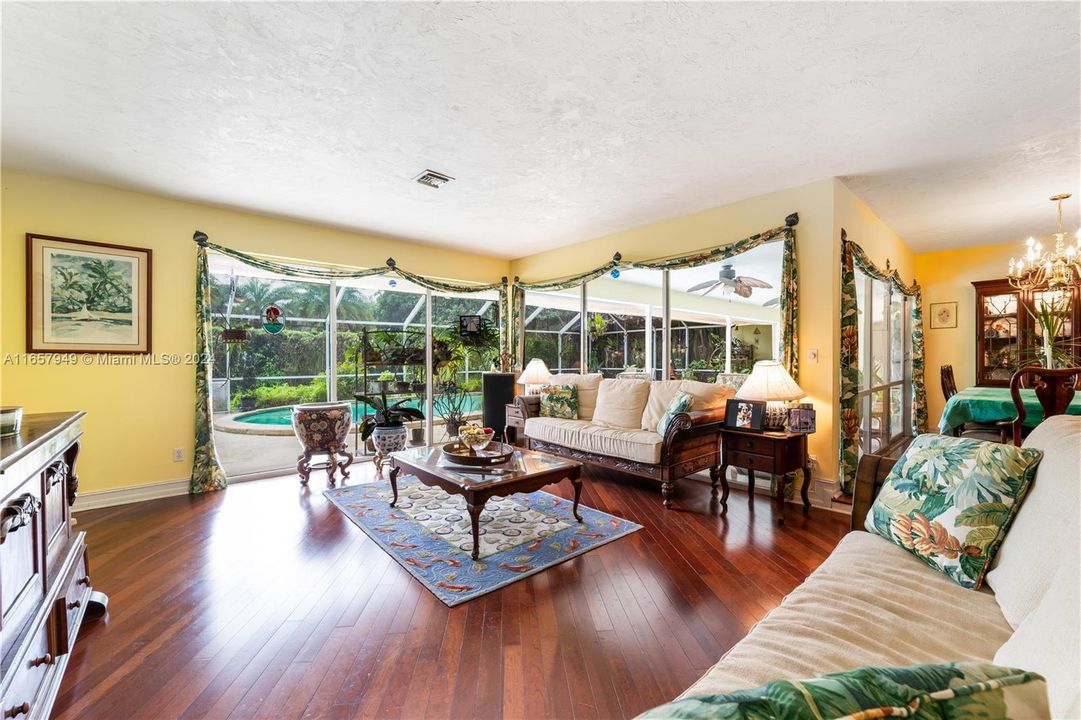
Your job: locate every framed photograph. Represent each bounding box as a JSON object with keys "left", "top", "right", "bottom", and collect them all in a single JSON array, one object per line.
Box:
[
  {"left": 929, "top": 301, "right": 957, "bottom": 329},
  {"left": 724, "top": 398, "right": 765, "bottom": 432},
  {"left": 459, "top": 314, "right": 482, "bottom": 335},
  {"left": 26, "top": 233, "right": 152, "bottom": 354},
  {"left": 787, "top": 404, "right": 817, "bottom": 434}
]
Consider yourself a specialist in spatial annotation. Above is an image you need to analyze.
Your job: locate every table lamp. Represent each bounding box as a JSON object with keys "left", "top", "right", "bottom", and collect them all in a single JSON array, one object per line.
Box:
[
  {"left": 518, "top": 358, "right": 552, "bottom": 395},
  {"left": 735, "top": 360, "right": 806, "bottom": 430}
]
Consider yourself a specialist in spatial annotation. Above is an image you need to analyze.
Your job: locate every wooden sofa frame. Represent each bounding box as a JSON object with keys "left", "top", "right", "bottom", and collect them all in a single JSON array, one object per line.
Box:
[
  {"left": 513, "top": 395, "right": 726, "bottom": 509},
  {"left": 851, "top": 453, "right": 898, "bottom": 532}
]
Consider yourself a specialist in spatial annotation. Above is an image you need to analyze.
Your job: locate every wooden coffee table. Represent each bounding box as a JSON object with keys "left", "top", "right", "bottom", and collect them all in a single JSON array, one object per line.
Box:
[{"left": 388, "top": 445, "right": 583, "bottom": 560}]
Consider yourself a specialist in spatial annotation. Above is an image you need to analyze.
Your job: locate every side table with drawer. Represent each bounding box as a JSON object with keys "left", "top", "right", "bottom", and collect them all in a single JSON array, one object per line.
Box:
[
  {"left": 719, "top": 428, "right": 811, "bottom": 524},
  {"left": 504, "top": 395, "right": 539, "bottom": 447}
]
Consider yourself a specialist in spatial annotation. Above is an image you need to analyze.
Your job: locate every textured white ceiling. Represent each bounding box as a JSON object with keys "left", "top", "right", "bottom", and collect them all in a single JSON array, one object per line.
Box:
[{"left": 2, "top": 2, "right": 1078, "bottom": 257}]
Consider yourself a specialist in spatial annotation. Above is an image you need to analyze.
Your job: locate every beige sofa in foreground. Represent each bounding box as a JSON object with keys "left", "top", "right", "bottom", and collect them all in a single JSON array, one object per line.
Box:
[{"left": 676, "top": 415, "right": 1080, "bottom": 718}]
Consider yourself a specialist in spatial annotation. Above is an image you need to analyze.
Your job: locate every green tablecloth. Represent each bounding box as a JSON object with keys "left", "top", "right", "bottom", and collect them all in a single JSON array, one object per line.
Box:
[{"left": 938, "top": 386, "right": 1081, "bottom": 433}]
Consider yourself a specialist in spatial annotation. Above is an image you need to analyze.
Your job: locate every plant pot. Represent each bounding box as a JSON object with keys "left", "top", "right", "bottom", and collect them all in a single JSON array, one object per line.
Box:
[
  {"left": 444, "top": 418, "right": 463, "bottom": 438},
  {"left": 291, "top": 402, "right": 352, "bottom": 453},
  {"left": 372, "top": 424, "right": 408, "bottom": 455},
  {"left": 409, "top": 427, "right": 426, "bottom": 446}
]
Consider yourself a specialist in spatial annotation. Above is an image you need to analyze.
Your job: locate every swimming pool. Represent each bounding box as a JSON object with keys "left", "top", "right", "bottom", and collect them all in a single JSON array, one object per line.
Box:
[{"left": 233, "top": 395, "right": 484, "bottom": 426}]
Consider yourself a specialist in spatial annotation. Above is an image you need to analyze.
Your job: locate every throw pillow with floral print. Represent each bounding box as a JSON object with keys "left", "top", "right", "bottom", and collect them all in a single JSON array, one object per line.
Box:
[
  {"left": 865, "top": 434, "right": 1042, "bottom": 589},
  {"left": 539, "top": 384, "right": 579, "bottom": 420}
]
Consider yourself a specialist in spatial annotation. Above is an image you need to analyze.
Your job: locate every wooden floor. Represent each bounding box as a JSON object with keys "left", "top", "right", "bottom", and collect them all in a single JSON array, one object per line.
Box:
[{"left": 53, "top": 464, "right": 848, "bottom": 720}]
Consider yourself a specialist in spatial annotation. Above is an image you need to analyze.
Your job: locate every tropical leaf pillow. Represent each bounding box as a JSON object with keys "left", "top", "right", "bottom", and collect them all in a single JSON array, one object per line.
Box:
[
  {"left": 638, "top": 662, "right": 1048, "bottom": 719},
  {"left": 865, "top": 434, "right": 1042, "bottom": 589},
  {"left": 539, "top": 384, "right": 579, "bottom": 420},
  {"left": 657, "top": 391, "right": 693, "bottom": 434}
]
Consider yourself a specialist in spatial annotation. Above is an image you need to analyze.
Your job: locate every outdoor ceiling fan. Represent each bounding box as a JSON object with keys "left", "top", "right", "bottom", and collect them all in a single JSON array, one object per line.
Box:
[{"left": 686, "top": 264, "right": 773, "bottom": 298}]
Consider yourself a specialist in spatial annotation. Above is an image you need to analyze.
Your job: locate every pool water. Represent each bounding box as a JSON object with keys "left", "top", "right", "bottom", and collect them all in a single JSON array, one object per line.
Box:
[{"left": 234, "top": 395, "right": 484, "bottom": 426}]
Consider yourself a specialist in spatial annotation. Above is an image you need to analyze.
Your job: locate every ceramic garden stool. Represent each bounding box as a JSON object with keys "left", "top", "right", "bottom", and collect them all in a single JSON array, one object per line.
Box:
[
  {"left": 371, "top": 424, "right": 408, "bottom": 476},
  {"left": 291, "top": 402, "right": 354, "bottom": 485}
]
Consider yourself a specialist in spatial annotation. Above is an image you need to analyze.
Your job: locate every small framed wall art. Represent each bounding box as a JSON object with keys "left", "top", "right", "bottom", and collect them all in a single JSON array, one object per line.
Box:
[
  {"left": 724, "top": 398, "right": 765, "bottom": 432},
  {"left": 26, "top": 233, "right": 152, "bottom": 354},
  {"left": 929, "top": 301, "right": 958, "bottom": 329}
]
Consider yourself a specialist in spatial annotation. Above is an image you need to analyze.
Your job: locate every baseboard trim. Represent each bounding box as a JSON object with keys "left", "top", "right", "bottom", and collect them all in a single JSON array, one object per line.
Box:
[{"left": 72, "top": 477, "right": 190, "bottom": 512}]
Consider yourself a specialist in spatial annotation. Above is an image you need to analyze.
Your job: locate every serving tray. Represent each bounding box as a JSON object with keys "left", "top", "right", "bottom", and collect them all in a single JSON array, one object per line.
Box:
[{"left": 440, "top": 441, "right": 514, "bottom": 466}]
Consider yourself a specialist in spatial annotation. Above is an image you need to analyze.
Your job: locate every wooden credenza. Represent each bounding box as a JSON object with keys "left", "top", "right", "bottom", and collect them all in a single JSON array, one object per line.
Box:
[{"left": 0, "top": 412, "right": 102, "bottom": 719}]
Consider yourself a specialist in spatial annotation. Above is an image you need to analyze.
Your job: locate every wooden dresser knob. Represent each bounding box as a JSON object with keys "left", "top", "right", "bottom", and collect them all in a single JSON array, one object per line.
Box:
[
  {"left": 77, "top": 575, "right": 91, "bottom": 586},
  {"left": 4, "top": 702, "right": 29, "bottom": 718},
  {"left": 67, "top": 600, "right": 81, "bottom": 610},
  {"left": 29, "top": 653, "right": 52, "bottom": 667}
]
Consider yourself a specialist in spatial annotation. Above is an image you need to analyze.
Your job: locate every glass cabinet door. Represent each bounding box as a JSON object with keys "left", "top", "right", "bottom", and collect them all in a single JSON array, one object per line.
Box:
[{"left": 980, "top": 291, "right": 1020, "bottom": 384}]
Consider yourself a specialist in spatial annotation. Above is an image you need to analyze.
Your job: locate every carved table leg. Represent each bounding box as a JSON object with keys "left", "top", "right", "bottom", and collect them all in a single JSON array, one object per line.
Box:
[
  {"left": 661, "top": 481, "right": 673, "bottom": 509},
  {"left": 718, "top": 462, "right": 730, "bottom": 513},
  {"left": 297, "top": 452, "right": 312, "bottom": 486},
  {"left": 775, "top": 473, "right": 787, "bottom": 525},
  {"left": 802, "top": 464, "right": 812, "bottom": 514},
  {"left": 466, "top": 501, "right": 484, "bottom": 560},
  {"left": 388, "top": 465, "right": 400, "bottom": 507},
  {"left": 569, "top": 477, "right": 583, "bottom": 522}
]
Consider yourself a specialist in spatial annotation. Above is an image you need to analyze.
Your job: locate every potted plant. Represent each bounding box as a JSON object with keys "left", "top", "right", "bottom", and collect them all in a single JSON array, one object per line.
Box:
[
  {"left": 355, "top": 391, "right": 425, "bottom": 457},
  {"left": 1026, "top": 294, "right": 1080, "bottom": 369},
  {"left": 375, "top": 370, "right": 395, "bottom": 392},
  {"left": 434, "top": 380, "right": 470, "bottom": 438}
]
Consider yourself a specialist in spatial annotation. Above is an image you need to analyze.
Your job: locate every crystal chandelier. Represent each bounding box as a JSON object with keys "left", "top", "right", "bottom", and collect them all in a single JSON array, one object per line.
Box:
[{"left": 1008, "top": 193, "right": 1081, "bottom": 290}]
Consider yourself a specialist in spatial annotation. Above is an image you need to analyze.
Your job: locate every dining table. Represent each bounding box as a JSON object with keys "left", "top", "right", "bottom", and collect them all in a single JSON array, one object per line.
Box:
[{"left": 938, "top": 385, "right": 1081, "bottom": 434}]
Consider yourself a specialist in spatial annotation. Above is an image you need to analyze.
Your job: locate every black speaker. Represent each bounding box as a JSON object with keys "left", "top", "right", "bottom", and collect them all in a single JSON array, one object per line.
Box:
[{"left": 482, "top": 372, "right": 516, "bottom": 439}]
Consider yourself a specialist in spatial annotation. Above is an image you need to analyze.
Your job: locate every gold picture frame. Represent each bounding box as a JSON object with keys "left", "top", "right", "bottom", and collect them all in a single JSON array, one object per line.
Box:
[{"left": 929, "top": 301, "right": 957, "bottom": 330}]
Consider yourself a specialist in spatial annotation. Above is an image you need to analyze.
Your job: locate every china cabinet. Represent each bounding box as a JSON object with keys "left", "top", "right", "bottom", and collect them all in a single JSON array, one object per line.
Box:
[{"left": 972, "top": 279, "right": 1080, "bottom": 386}]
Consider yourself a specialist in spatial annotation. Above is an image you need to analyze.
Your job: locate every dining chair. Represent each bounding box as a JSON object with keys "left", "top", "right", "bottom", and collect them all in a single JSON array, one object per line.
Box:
[
  {"left": 940, "top": 365, "right": 958, "bottom": 401},
  {"left": 940, "top": 364, "right": 1000, "bottom": 441},
  {"left": 1001, "top": 366, "right": 1080, "bottom": 445}
]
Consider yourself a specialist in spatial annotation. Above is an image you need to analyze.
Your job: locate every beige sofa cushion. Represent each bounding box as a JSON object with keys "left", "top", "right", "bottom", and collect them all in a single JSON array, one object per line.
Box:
[
  {"left": 524, "top": 417, "right": 662, "bottom": 464},
  {"left": 547, "top": 373, "right": 603, "bottom": 420},
  {"left": 993, "top": 525, "right": 1080, "bottom": 719},
  {"left": 640, "top": 380, "right": 685, "bottom": 431},
  {"left": 985, "top": 415, "right": 1081, "bottom": 628},
  {"left": 680, "top": 379, "right": 734, "bottom": 411},
  {"left": 579, "top": 424, "right": 663, "bottom": 464},
  {"left": 680, "top": 531, "right": 1013, "bottom": 698},
  {"left": 592, "top": 378, "right": 650, "bottom": 429}
]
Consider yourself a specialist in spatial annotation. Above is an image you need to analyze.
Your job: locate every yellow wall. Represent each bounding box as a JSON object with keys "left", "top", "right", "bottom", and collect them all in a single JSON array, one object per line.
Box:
[
  {"left": 916, "top": 241, "right": 1016, "bottom": 426},
  {"left": 2, "top": 168, "right": 917, "bottom": 494},
  {"left": 834, "top": 180, "right": 915, "bottom": 281},
  {"left": 0, "top": 169, "right": 509, "bottom": 493}
]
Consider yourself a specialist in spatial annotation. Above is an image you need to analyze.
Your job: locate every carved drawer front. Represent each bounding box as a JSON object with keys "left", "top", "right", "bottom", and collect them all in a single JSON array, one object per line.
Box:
[
  {"left": 0, "top": 481, "right": 44, "bottom": 662},
  {"left": 41, "top": 461, "right": 70, "bottom": 571},
  {"left": 731, "top": 434, "right": 774, "bottom": 456},
  {"left": 726, "top": 450, "right": 775, "bottom": 474},
  {"left": 1, "top": 616, "right": 56, "bottom": 720},
  {"left": 51, "top": 544, "right": 90, "bottom": 657}
]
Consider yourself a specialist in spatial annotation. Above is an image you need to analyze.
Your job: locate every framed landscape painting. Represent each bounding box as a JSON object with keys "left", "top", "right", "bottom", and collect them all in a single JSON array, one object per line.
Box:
[{"left": 27, "top": 234, "right": 152, "bottom": 354}]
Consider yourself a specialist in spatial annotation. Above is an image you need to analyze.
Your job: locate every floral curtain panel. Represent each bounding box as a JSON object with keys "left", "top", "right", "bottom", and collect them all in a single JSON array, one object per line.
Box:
[
  {"left": 838, "top": 232, "right": 927, "bottom": 492},
  {"left": 510, "top": 215, "right": 800, "bottom": 379},
  {"left": 190, "top": 233, "right": 508, "bottom": 494}
]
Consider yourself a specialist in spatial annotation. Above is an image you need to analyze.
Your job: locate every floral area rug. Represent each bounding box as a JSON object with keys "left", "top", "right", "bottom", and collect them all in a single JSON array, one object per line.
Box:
[{"left": 324, "top": 477, "right": 641, "bottom": 606}]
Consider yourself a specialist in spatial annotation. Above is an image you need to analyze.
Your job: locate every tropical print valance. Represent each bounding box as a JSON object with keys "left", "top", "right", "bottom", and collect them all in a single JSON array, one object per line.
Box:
[
  {"left": 190, "top": 232, "right": 509, "bottom": 494},
  {"left": 838, "top": 232, "right": 928, "bottom": 492},
  {"left": 511, "top": 215, "right": 800, "bottom": 381}
]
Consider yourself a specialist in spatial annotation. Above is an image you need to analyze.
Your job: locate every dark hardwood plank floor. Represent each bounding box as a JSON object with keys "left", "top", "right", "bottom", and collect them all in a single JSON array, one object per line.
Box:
[{"left": 53, "top": 464, "right": 848, "bottom": 720}]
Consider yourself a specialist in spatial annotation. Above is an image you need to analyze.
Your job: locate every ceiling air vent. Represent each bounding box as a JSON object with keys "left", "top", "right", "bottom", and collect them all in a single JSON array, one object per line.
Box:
[{"left": 413, "top": 169, "right": 454, "bottom": 189}]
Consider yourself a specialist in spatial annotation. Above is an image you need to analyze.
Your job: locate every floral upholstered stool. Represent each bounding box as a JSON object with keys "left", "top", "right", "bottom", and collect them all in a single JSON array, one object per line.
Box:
[{"left": 291, "top": 402, "right": 354, "bottom": 485}]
